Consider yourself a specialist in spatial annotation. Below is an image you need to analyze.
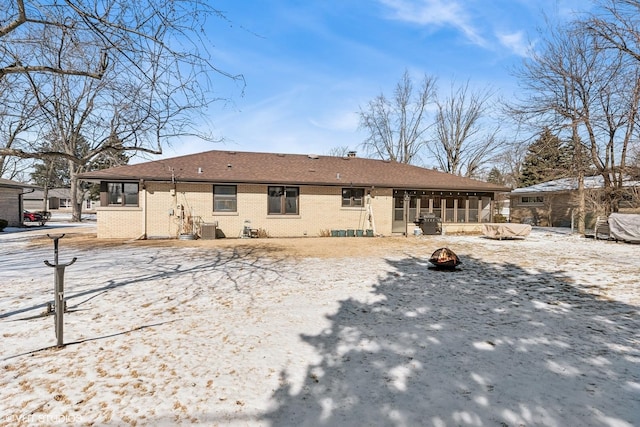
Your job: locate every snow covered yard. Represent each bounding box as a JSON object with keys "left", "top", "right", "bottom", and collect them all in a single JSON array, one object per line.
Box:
[{"left": 1, "top": 225, "right": 638, "bottom": 426}]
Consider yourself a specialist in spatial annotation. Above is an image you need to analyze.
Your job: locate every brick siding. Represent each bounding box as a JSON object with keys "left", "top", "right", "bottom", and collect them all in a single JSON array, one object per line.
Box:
[{"left": 97, "top": 183, "right": 393, "bottom": 239}]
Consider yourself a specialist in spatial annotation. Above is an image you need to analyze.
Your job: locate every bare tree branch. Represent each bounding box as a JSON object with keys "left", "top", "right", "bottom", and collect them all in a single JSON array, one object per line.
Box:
[
  {"left": 0, "top": 0, "right": 242, "bottom": 221},
  {"left": 359, "top": 69, "right": 437, "bottom": 164},
  {"left": 510, "top": 14, "right": 640, "bottom": 218},
  {"left": 429, "top": 80, "right": 499, "bottom": 177},
  {"left": 586, "top": 0, "right": 640, "bottom": 63}
]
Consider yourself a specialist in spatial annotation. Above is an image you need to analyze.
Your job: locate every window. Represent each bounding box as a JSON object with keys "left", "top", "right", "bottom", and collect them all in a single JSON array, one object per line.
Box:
[
  {"left": 342, "top": 188, "right": 365, "bottom": 207},
  {"left": 268, "top": 186, "right": 299, "bottom": 215},
  {"left": 520, "top": 196, "right": 544, "bottom": 204},
  {"left": 213, "top": 185, "right": 237, "bottom": 212},
  {"left": 108, "top": 182, "right": 139, "bottom": 206}
]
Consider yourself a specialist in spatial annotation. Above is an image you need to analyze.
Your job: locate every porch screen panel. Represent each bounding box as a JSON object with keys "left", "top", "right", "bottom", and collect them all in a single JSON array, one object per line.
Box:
[
  {"left": 456, "top": 197, "right": 466, "bottom": 222},
  {"left": 468, "top": 197, "right": 479, "bottom": 222},
  {"left": 408, "top": 197, "right": 417, "bottom": 222},
  {"left": 481, "top": 197, "right": 492, "bottom": 222},
  {"left": 394, "top": 196, "right": 404, "bottom": 221},
  {"left": 432, "top": 197, "right": 442, "bottom": 219},
  {"left": 419, "top": 196, "right": 431, "bottom": 217},
  {"left": 445, "top": 198, "right": 455, "bottom": 222}
]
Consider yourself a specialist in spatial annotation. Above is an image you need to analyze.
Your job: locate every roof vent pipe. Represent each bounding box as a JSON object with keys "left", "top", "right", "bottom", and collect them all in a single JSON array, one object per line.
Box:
[{"left": 198, "top": 167, "right": 203, "bottom": 174}]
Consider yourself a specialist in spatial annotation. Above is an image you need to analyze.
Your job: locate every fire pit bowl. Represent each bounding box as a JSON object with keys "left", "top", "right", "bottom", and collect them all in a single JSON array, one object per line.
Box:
[{"left": 429, "top": 247, "right": 461, "bottom": 269}]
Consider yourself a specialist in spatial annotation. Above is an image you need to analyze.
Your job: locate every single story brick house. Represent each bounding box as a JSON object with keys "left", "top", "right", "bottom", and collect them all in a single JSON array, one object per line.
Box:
[
  {"left": 78, "top": 150, "right": 509, "bottom": 239},
  {"left": 510, "top": 175, "right": 640, "bottom": 227},
  {"left": 0, "top": 178, "right": 39, "bottom": 227},
  {"left": 22, "top": 188, "right": 99, "bottom": 212}
]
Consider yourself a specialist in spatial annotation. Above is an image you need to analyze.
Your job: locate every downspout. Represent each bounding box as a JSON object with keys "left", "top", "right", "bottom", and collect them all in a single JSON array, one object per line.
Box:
[
  {"left": 140, "top": 179, "right": 147, "bottom": 240},
  {"left": 19, "top": 188, "right": 35, "bottom": 227}
]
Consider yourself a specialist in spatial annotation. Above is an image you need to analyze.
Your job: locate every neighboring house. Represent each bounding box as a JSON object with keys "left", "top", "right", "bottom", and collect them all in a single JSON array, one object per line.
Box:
[
  {"left": 0, "top": 178, "right": 39, "bottom": 227},
  {"left": 78, "top": 150, "right": 510, "bottom": 239},
  {"left": 510, "top": 175, "right": 640, "bottom": 227},
  {"left": 22, "top": 188, "right": 98, "bottom": 212}
]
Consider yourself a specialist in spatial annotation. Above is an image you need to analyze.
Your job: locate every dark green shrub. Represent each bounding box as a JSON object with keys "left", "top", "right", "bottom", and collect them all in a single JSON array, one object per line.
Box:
[
  {"left": 493, "top": 214, "right": 507, "bottom": 223},
  {"left": 0, "top": 219, "right": 8, "bottom": 231}
]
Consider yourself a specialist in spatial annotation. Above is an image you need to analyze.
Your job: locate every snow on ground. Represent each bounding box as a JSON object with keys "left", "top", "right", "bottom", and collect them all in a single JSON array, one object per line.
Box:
[{"left": 0, "top": 222, "right": 639, "bottom": 426}]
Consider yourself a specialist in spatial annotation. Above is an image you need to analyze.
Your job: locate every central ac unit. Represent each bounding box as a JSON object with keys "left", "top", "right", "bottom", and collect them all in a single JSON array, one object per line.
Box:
[{"left": 200, "top": 223, "right": 218, "bottom": 240}]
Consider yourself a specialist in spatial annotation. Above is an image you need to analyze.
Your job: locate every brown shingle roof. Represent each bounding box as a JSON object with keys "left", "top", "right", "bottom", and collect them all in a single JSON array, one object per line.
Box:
[
  {"left": 78, "top": 150, "right": 509, "bottom": 192},
  {"left": 0, "top": 178, "right": 39, "bottom": 189}
]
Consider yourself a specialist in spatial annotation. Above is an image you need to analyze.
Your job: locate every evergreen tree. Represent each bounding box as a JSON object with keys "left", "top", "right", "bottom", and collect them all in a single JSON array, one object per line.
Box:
[
  {"left": 30, "top": 158, "right": 70, "bottom": 189},
  {"left": 85, "top": 146, "right": 130, "bottom": 201},
  {"left": 486, "top": 167, "right": 506, "bottom": 186},
  {"left": 565, "top": 135, "right": 592, "bottom": 176},
  {"left": 518, "top": 128, "right": 571, "bottom": 187},
  {"left": 30, "top": 134, "right": 130, "bottom": 202}
]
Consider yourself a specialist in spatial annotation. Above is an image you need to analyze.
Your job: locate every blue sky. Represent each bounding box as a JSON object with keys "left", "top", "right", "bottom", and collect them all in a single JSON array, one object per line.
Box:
[{"left": 160, "top": 0, "right": 592, "bottom": 165}]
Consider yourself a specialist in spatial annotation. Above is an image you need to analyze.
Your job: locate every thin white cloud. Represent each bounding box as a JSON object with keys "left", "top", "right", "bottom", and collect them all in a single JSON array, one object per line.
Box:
[
  {"left": 496, "top": 30, "right": 533, "bottom": 58},
  {"left": 379, "top": 0, "right": 486, "bottom": 47}
]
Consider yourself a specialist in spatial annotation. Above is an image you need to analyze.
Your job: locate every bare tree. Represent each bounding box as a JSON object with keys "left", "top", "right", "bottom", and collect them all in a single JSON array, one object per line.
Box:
[
  {"left": 583, "top": 61, "right": 640, "bottom": 213},
  {"left": 359, "top": 70, "right": 437, "bottom": 164},
  {"left": 490, "top": 140, "right": 529, "bottom": 189},
  {"left": 586, "top": 0, "right": 640, "bottom": 63},
  {"left": 429, "top": 81, "right": 500, "bottom": 177},
  {"left": 584, "top": 0, "right": 640, "bottom": 211},
  {"left": 0, "top": 0, "right": 236, "bottom": 82},
  {"left": 511, "top": 22, "right": 601, "bottom": 233},
  {"left": 0, "top": 0, "right": 242, "bottom": 220},
  {"left": 0, "top": 74, "right": 41, "bottom": 179},
  {"left": 511, "top": 18, "right": 640, "bottom": 231}
]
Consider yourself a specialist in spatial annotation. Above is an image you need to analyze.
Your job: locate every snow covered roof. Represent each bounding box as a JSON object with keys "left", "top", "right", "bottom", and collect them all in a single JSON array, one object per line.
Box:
[{"left": 511, "top": 175, "right": 640, "bottom": 194}]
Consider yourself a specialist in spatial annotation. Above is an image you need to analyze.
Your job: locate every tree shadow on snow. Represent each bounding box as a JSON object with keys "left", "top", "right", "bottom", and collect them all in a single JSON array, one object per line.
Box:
[
  {"left": 1, "top": 246, "right": 287, "bottom": 319},
  {"left": 263, "top": 255, "right": 639, "bottom": 427},
  {"left": 1, "top": 245, "right": 291, "bottom": 360}
]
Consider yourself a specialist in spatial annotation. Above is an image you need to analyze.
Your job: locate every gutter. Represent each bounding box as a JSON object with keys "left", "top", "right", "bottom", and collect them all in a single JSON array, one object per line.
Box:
[
  {"left": 90, "top": 177, "right": 508, "bottom": 193},
  {"left": 141, "top": 179, "right": 147, "bottom": 240}
]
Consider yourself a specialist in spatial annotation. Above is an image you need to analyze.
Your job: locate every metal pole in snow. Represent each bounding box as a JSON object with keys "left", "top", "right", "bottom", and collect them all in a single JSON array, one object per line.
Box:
[{"left": 44, "top": 234, "right": 77, "bottom": 348}]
